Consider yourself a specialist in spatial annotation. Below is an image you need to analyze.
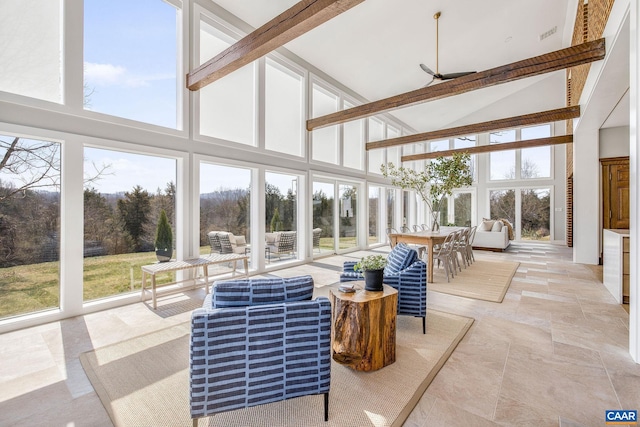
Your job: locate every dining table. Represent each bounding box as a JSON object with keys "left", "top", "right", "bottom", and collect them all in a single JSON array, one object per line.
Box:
[{"left": 388, "top": 226, "right": 463, "bottom": 283}]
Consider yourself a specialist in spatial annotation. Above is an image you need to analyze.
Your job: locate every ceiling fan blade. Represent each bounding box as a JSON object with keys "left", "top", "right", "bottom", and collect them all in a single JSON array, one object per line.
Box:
[
  {"left": 440, "top": 71, "right": 476, "bottom": 79},
  {"left": 419, "top": 63, "right": 436, "bottom": 76},
  {"left": 423, "top": 78, "right": 435, "bottom": 88}
]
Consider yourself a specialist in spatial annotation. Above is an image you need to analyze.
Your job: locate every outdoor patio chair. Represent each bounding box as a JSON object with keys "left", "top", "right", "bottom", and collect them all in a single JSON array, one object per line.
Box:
[
  {"left": 266, "top": 231, "right": 297, "bottom": 261},
  {"left": 340, "top": 243, "right": 427, "bottom": 333},
  {"left": 189, "top": 275, "right": 331, "bottom": 425}
]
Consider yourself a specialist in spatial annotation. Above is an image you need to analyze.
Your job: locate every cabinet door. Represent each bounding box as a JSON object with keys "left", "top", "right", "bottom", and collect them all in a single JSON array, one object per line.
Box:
[{"left": 602, "top": 158, "right": 629, "bottom": 229}]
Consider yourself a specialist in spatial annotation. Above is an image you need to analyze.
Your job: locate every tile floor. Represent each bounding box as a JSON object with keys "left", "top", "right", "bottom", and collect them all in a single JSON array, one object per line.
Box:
[{"left": 0, "top": 241, "right": 638, "bottom": 426}]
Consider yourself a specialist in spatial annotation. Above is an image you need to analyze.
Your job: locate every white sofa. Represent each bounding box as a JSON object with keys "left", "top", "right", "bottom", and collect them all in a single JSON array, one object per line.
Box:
[{"left": 472, "top": 220, "right": 511, "bottom": 251}]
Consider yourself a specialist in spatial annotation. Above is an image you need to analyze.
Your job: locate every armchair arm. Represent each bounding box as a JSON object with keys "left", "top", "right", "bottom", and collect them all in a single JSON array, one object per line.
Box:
[{"left": 383, "top": 260, "right": 427, "bottom": 317}]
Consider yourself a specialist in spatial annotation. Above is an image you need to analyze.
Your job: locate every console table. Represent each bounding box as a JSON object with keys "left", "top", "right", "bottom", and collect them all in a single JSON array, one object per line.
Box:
[
  {"left": 141, "top": 253, "right": 249, "bottom": 309},
  {"left": 329, "top": 282, "right": 397, "bottom": 371}
]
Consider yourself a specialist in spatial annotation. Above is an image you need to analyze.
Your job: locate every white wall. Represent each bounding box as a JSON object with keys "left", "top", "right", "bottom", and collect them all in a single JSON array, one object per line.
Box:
[{"left": 600, "top": 126, "right": 631, "bottom": 158}]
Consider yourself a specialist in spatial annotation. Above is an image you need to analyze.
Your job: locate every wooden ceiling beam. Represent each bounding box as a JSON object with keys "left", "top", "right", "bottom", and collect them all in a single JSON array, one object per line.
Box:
[
  {"left": 306, "top": 38, "right": 604, "bottom": 131},
  {"left": 366, "top": 105, "right": 580, "bottom": 150},
  {"left": 187, "top": 0, "right": 365, "bottom": 91},
  {"left": 401, "top": 135, "right": 573, "bottom": 162}
]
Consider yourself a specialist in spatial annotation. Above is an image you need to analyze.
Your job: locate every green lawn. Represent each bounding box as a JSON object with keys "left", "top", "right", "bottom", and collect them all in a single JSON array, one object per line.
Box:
[
  {"left": 0, "top": 236, "right": 384, "bottom": 319},
  {"left": 0, "top": 252, "right": 177, "bottom": 319}
]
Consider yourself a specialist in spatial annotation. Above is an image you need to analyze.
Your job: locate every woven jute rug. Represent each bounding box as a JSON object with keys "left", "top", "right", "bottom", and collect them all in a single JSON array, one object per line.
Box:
[
  {"left": 80, "top": 310, "right": 473, "bottom": 427},
  {"left": 429, "top": 259, "right": 520, "bottom": 303}
]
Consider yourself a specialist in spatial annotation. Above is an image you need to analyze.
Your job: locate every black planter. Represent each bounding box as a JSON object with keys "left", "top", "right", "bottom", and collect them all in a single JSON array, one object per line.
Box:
[
  {"left": 363, "top": 269, "right": 384, "bottom": 291},
  {"left": 155, "top": 248, "right": 172, "bottom": 263}
]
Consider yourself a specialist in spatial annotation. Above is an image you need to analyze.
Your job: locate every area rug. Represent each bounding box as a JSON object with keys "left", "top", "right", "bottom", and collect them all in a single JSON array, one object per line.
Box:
[
  {"left": 429, "top": 259, "right": 520, "bottom": 303},
  {"left": 80, "top": 310, "right": 473, "bottom": 427}
]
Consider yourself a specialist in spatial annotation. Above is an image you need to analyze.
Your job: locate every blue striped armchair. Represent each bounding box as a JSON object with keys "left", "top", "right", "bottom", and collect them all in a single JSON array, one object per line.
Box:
[
  {"left": 189, "top": 275, "right": 331, "bottom": 426},
  {"left": 340, "top": 243, "right": 427, "bottom": 333}
]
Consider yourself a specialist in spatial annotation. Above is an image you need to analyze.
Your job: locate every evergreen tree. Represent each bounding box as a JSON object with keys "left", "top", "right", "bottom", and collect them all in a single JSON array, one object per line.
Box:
[{"left": 117, "top": 185, "right": 152, "bottom": 251}]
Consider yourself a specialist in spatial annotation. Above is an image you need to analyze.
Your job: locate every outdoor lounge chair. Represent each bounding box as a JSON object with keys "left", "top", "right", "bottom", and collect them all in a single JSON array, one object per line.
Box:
[
  {"left": 265, "top": 230, "right": 297, "bottom": 261},
  {"left": 189, "top": 275, "right": 331, "bottom": 425}
]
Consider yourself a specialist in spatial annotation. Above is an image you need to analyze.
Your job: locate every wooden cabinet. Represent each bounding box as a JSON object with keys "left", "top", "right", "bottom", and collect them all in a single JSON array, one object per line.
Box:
[{"left": 603, "top": 229, "right": 630, "bottom": 304}]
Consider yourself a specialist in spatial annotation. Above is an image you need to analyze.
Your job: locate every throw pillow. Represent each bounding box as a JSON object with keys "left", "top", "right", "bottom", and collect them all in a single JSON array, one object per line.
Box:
[
  {"left": 498, "top": 218, "right": 515, "bottom": 240},
  {"left": 265, "top": 233, "right": 277, "bottom": 244},
  {"left": 479, "top": 220, "right": 495, "bottom": 231},
  {"left": 235, "top": 235, "right": 246, "bottom": 246},
  {"left": 491, "top": 221, "right": 503, "bottom": 232}
]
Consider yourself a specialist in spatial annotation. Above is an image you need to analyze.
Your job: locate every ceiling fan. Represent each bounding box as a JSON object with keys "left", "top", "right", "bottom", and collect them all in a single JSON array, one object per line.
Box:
[{"left": 419, "top": 11, "right": 476, "bottom": 87}]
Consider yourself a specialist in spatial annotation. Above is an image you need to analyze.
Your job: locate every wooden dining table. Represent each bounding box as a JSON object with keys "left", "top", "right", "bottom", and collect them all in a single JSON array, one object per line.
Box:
[{"left": 388, "top": 226, "right": 462, "bottom": 283}]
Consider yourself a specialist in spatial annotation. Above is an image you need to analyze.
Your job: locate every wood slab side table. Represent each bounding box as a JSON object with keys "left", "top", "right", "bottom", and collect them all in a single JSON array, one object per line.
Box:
[{"left": 329, "top": 282, "right": 398, "bottom": 371}]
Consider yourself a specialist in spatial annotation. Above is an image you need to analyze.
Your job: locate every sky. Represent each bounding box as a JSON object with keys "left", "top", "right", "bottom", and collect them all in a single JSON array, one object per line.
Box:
[{"left": 83, "top": 0, "right": 177, "bottom": 129}]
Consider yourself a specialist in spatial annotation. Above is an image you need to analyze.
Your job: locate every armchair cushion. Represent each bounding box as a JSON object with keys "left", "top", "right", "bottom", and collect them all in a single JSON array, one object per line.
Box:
[
  {"left": 211, "top": 275, "right": 314, "bottom": 308},
  {"left": 384, "top": 243, "right": 417, "bottom": 275}
]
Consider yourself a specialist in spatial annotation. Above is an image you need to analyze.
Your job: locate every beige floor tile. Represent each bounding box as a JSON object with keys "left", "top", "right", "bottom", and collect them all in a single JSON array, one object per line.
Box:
[
  {"left": 423, "top": 398, "right": 500, "bottom": 427},
  {"left": 493, "top": 395, "right": 559, "bottom": 427}
]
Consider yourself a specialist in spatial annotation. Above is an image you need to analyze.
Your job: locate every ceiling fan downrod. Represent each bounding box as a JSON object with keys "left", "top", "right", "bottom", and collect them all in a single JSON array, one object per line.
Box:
[{"left": 434, "top": 11, "right": 441, "bottom": 75}]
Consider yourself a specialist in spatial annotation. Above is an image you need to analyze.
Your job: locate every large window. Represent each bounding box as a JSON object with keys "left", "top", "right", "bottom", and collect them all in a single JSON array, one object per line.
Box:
[
  {"left": 1, "top": 0, "right": 62, "bottom": 103},
  {"left": 386, "top": 189, "right": 396, "bottom": 231},
  {"left": 313, "top": 181, "right": 334, "bottom": 255},
  {"left": 311, "top": 84, "right": 339, "bottom": 164},
  {"left": 368, "top": 118, "right": 385, "bottom": 174},
  {"left": 266, "top": 171, "right": 298, "bottom": 264},
  {"left": 521, "top": 125, "right": 552, "bottom": 179},
  {"left": 84, "top": 0, "right": 179, "bottom": 128},
  {"left": 200, "top": 163, "right": 251, "bottom": 259},
  {"left": 368, "top": 186, "right": 381, "bottom": 245},
  {"left": 343, "top": 101, "right": 364, "bottom": 170},
  {"left": 339, "top": 184, "right": 358, "bottom": 250},
  {"left": 490, "top": 189, "right": 516, "bottom": 227},
  {"left": 0, "top": 135, "right": 61, "bottom": 319},
  {"left": 489, "top": 130, "right": 517, "bottom": 180},
  {"left": 521, "top": 188, "right": 551, "bottom": 240},
  {"left": 265, "top": 59, "right": 303, "bottom": 156},
  {"left": 83, "top": 148, "right": 176, "bottom": 302},
  {"left": 199, "top": 20, "right": 255, "bottom": 145},
  {"left": 453, "top": 192, "right": 473, "bottom": 227}
]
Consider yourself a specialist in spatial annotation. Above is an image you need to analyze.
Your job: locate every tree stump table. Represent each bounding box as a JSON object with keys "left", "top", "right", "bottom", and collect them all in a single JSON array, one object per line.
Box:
[{"left": 329, "top": 282, "right": 398, "bottom": 371}]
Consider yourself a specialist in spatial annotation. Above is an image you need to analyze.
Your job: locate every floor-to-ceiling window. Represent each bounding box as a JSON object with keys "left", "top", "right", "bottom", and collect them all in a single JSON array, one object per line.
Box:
[
  {"left": 199, "top": 163, "right": 252, "bottom": 259},
  {"left": 266, "top": 171, "right": 299, "bottom": 263},
  {"left": 368, "top": 186, "right": 382, "bottom": 245},
  {"left": 82, "top": 148, "right": 177, "bottom": 302},
  {"left": 0, "top": 134, "right": 61, "bottom": 319},
  {"left": 339, "top": 183, "right": 358, "bottom": 250},
  {"left": 313, "top": 181, "right": 335, "bottom": 256},
  {"left": 520, "top": 188, "right": 551, "bottom": 240}
]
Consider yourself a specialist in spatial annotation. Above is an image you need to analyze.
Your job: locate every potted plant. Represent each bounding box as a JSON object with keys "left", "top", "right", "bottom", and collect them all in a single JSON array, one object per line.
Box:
[
  {"left": 381, "top": 152, "right": 473, "bottom": 231},
  {"left": 354, "top": 254, "right": 387, "bottom": 291},
  {"left": 155, "top": 209, "right": 173, "bottom": 262}
]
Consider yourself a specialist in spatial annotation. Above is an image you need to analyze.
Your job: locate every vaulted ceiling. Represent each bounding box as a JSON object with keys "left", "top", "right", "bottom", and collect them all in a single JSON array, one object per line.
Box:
[{"left": 211, "top": 0, "right": 574, "bottom": 133}]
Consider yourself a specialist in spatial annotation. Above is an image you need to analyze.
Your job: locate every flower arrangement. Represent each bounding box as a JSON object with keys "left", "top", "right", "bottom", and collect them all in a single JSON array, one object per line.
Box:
[{"left": 354, "top": 254, "right": 387, "bottom": 272}]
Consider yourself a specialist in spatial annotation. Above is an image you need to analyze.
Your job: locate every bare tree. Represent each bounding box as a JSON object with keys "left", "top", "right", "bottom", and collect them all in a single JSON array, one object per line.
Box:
[{"left": 0, "top": 137, "right": 60, "bottom": 201}]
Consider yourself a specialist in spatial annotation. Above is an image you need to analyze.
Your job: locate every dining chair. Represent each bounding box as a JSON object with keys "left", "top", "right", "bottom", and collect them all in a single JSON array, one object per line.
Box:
[
  {"left": 453, "top": 228, "right": 470, "bottom": 270},
  {"left": 465, "top": 225, "right": 477, "bottom": 264},
  {"left": 433, "top": 232, "right": 457, "bottom": 282}
]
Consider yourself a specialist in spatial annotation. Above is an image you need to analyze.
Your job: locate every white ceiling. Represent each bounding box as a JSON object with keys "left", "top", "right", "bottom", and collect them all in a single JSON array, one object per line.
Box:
[{"left": 211, "top": 0, "right": 575, "bottom": 132}]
